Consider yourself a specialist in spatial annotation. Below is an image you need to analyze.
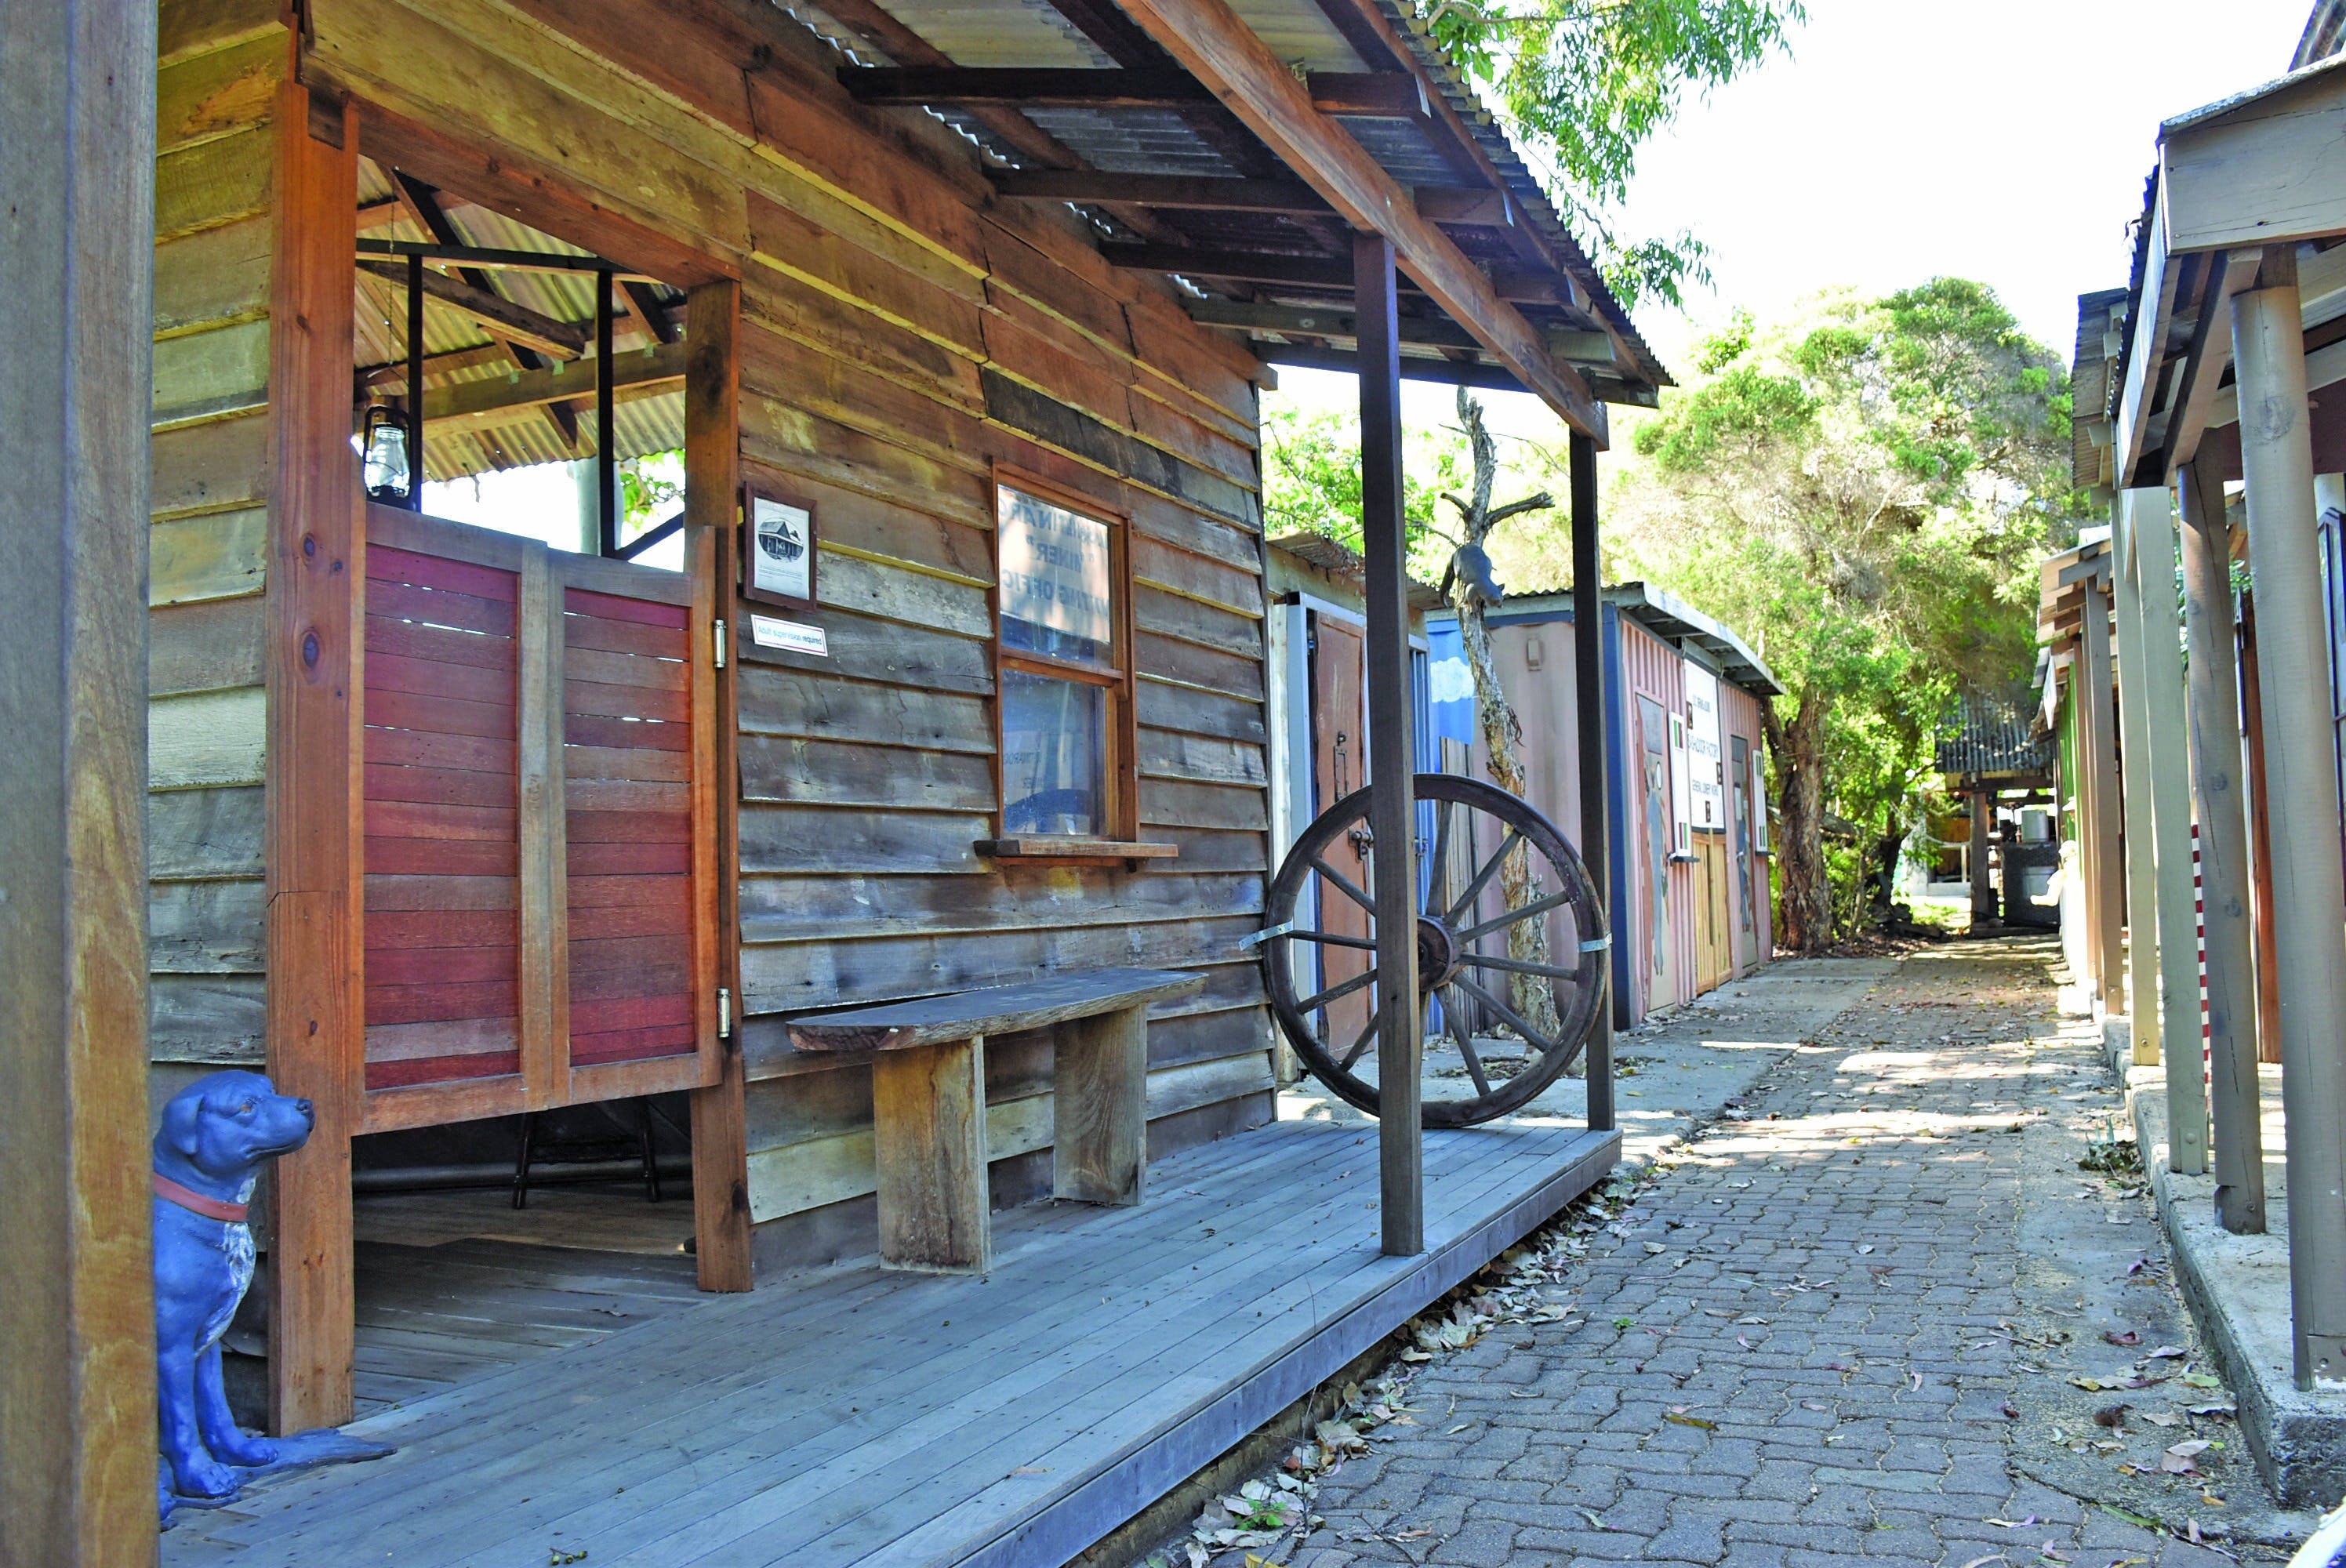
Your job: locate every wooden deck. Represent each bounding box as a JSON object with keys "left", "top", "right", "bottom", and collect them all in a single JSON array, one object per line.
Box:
[{"left": 165, "top": 1113, "right": 1616, "bottom": 1568}]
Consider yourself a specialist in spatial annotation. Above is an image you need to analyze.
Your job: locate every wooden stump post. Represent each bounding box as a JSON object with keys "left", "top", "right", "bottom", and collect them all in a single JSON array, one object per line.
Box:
[
  {"left": 1570, "top": 431, "right": 1614, "bottom": 1132},
  {"left": 2111, "top": 504, "right": 2164, "bottom": 1067},
  {"left": 0, "top": 0, "right": 160, "bottom": 1559},
  {"left": 1053, "top": 1005, "right": 1149, "bottom": 1206},
  {"left": 872, "top": 1036, "right": 992, "bottom": 1273}
]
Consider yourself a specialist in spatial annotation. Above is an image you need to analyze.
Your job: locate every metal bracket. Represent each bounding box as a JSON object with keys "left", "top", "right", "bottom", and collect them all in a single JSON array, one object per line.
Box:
[
  {"left": 714, "top": 619, "right": 728, "bottom": 670},
  {"left": 717, "top": 986, "right": 733, "bottom": 1037},
  {"left": 1578, "top": 935, "right": 1611, "bottom": 953},
  {"left": 1238, "top": 920, "right": 1299, "bottom": 950}
]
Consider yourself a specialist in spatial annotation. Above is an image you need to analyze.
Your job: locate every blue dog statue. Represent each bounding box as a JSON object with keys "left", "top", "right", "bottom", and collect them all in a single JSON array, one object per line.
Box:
[{"left": 153, "top": 1071, "right": 390, "bottom": 1522}]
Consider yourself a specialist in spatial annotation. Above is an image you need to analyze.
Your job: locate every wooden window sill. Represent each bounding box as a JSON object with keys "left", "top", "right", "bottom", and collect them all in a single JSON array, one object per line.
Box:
[{"left": 975, "top": 837, "right": 1180, "bottom": 866}]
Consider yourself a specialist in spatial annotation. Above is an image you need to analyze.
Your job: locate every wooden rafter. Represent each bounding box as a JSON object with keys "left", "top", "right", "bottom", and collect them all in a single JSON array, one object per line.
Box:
[
  {"left": 390, "top": 171, "right": 583, "bottom": 448},
  {"left": 838, "top": 67, "right": 1213, "bottom": 107},
  {"left": 993, "top": 171, "right": 1329, "bottom": 211},
  {"left": 358, "top": 260, "right": 588, "bottom": 359},
  {"left": 1099, "top": 0, "right": 1603, "bottom": 435}
]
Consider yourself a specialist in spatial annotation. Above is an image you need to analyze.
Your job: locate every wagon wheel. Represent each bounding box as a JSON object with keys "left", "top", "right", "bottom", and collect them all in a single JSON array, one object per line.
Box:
[{"left": 1260, "top": 774, "right": 1607, "bottom": 1127}]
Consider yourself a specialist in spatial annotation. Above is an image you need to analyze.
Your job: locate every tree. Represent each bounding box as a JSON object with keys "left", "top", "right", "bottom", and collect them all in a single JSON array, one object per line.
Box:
[
  {"left": 1602, "top": 281, "right": 2081, "bottom": 948},
  {"left": 1441, "top": 387, "right": 1565, "bottom": 1046},
  {"left": 1427, "top": 0, "right": 1803, "bottom": 307}
]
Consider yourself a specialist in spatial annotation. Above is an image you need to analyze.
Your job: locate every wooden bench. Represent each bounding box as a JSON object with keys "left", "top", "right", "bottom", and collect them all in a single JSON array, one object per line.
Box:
[{"left": 786, "top": 967, "right": 1205, "bottom": 1273}]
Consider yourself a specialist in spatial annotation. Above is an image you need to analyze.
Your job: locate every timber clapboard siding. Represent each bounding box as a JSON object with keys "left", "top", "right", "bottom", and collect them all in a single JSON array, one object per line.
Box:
[
  {"left": 181, "top": 0, "right": 1284, "bottom": 1253},
  {"left": 147, "top": 3, "right": 287, "bottom": 1069}
]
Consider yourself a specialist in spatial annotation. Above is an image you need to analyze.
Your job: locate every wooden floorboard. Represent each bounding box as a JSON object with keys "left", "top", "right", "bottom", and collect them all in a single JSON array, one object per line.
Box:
[{"left": 162, "top": 1115, "right": 1617, "bottom": 1568}]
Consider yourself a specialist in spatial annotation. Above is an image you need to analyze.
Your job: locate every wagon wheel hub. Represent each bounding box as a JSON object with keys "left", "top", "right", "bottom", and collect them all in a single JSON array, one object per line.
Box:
[{"left": 1415, "top": 915, "right": 1459, "bottom": 991}]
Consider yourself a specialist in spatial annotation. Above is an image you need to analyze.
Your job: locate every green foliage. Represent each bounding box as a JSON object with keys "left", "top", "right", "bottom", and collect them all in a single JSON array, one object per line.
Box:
[
  {"left": 1603, "top": 281, "right": 2088, "bottom": 937},
  {"left": 1260, "top": 402, "right": 1473, "bottom": 582},
  {"left": 1426, "top": 0, "right": 1803, "bottom": 307},
  {"left": 619, "top": 450, "right": 685, "bottom": 537}
]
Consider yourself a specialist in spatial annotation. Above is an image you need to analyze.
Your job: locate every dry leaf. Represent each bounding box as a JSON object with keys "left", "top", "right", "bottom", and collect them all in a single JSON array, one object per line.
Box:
[
  {"left": 2104, "top": 1330, "right": 2141, "bottom": 1347},
  {"left": 2143, "top": 1412, "right": 2181, "bottom": 1428},
  {"left": 1662, "top": 1410, "right": 1718, "bottom": 1431},
  {"left": 2144, "top": 1345, "right": 2186, "bottom": 1360}
]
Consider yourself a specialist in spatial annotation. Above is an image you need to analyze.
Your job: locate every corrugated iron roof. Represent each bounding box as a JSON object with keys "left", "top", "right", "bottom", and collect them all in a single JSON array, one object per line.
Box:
[{"left": 1934, "top": 695, "right": 2053, "bottom": 779}]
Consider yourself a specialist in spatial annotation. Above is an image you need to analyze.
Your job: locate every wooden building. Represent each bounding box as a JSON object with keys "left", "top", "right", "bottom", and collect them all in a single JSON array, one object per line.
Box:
[
  {"left": 9, "top": 0, "right": 1676, "bottom": 1557},
  {"left": 1423, "top": 582, "right": 1779, "bottom": 1026}
]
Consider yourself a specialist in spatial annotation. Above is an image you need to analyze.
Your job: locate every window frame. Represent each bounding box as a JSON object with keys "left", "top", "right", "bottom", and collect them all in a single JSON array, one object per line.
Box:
[{"left": 989, "top": 466, "right": 1142, "bottom": 851}]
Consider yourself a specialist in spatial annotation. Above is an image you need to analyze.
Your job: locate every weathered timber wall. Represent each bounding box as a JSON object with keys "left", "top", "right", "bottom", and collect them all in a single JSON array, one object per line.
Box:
[
  {"left": 293, "top": 0, "right": 1277, "bottom": 1250},
  {"left": 1718, "top": 677, "right": 1774, "bottom": 971},
  {"left": 148, "top": 2, "right": 285, "bottom": 1073}
]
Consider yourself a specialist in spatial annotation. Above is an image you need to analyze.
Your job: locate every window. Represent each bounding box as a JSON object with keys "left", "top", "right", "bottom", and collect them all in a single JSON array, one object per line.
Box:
[{"left": 994, "top": 477, "right": 1133, "bottom": 841}]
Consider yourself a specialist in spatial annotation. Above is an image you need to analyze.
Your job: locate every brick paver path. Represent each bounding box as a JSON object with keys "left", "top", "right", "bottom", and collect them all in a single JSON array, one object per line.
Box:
[{"left": 1294, "top": 944, "right": 2246, "bottom": 1568}]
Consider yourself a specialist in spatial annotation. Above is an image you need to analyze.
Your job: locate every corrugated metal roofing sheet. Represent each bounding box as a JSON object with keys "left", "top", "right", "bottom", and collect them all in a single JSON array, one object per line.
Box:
[{"left": 1934, "top": 695, "right": 2054, "bottom": 779}]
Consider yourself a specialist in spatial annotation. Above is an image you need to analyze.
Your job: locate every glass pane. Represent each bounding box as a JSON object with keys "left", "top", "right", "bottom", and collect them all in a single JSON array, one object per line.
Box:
[
  {"left": 998, "top": 485, "right": 1114, "bottom": 668},
  {"left": 1001, "top": 670, "right": 1107, "bottom": 836}
]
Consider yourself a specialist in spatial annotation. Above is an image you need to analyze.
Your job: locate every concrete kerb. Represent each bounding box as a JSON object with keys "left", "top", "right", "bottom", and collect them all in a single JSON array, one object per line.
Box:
[{"left": 2106, "top": 1019, "right": 2346, "bottom": 1512}]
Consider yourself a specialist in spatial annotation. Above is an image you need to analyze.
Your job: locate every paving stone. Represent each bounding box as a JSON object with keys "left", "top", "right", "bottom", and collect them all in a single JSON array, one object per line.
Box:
[{"left": 1273, "top": 948, "right": 2292, "bottom": 1568}]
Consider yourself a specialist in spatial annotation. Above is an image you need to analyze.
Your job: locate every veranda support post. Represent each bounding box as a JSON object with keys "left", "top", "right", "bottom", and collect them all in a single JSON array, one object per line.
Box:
[
  {"left": 1354, "top": 230, "right": 1423, "bottom": 1258},
  {"left": 2111, "top": 507, "right": 2163, "bottom": 1066},
  {"left": 2232, "top": 251, "right": 2346, "bottom": 1388},
  {"left": 1969, "top": 788, "right": 1994, "bottom": 924},
  {"left": 0, "top": 0, "right": 161, "bottom": 1559},
  {"left": 2124, "top": 487, "right": 2208, "bottom": 1174},
  {"left": 1570, "top": 432, "right": 1614, "bottom": 1133},
  {"left": 2081, "top": 562, "right": 2126, "bottom": 1012},
  {"left": 2177, "top": 459, "right": 2267, "bottom": 1232}
]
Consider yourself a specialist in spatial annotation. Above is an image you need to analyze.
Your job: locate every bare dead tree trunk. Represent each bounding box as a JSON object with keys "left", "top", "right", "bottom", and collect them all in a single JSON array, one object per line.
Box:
[
  {"left": 1444, "top": 388, "right": 1563, "bottom": 1048},
  {"left": 1762, "top": 691, "right": 1833, "bottom": 952}
]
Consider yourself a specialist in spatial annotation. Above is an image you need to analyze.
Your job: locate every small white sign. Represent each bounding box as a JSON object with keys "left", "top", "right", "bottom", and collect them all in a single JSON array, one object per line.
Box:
[
  {"left": 749, "top": 495, "right": 814, "bottom": 603},
  {"left": 1684, "top": 665, "right": 1724, "bottom": 832},
  {"left": 751, "top": 615, "right": 828, "bottom": 657}
]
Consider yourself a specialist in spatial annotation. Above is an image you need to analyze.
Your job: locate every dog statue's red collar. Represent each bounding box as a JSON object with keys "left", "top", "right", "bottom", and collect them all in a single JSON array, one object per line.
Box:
[{"left": 154, "top": 1173, "right": 247, "bottom": 1224}]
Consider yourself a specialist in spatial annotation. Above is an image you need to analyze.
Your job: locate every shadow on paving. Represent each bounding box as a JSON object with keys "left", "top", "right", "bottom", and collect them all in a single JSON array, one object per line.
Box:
[{"left": 1220, "top": 938, "right": 2308, "bottom": 1568}]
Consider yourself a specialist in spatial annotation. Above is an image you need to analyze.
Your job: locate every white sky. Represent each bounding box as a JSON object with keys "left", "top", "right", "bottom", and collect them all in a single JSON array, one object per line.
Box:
[
  {"left": 1622, "top": 0, "right": 2311, "bottom": 372},
  {"left": 1273, "top": 0, "right": 2312, "bottom": 441}
]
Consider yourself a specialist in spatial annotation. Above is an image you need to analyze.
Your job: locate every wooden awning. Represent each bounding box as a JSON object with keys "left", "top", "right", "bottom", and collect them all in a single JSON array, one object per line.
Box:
[{"left": 798, "top": 0, "right": 1669, "bottom": 438}]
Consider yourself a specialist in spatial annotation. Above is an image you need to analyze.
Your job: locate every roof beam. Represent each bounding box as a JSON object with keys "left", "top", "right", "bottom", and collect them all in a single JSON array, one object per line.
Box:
[
  {"left": 421, "top": 340, "right": 686, "bottom": 431},
  {"left": 1185, "top": 298, "right": 1618, "bottom": 363},
  {"left": 837, "top": 66, "right": 1212, "bottom": 108},
  {"left": 1101, "top": 245, "right": 1581, "bottom": 308},
  {"left": 1099, "top": 0, "right": 1602, "bottom": 437},
  {"left": 1256, "top": 342, "right": 1527, "bottom": 393},
  {"left": 358, "top": 260, "right": 589, "bottom": 360},
  {"left": 992, "top": 171, "right": 1331, "bottom": 211},
  {"left": 1305, "top": 71, "right": 1429, "bottom": 120}
]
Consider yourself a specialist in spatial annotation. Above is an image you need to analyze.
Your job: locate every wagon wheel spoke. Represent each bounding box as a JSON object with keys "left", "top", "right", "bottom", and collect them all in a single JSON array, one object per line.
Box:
[
  {"left": 1460, "top": 951, "right": 1581, "bottom": 979},
  {"left": 1337, "top": 1007, "right": 1380, "bottom": 1070},
  {"left": 1447, "top": 986, "right": 1491, "bottom": 1097},
  {"left": 1446, "top": 829, "right": 1523, "bottom": 922},
  {"left": 1312, "top": 855, "right": 1376, "bottom": 915},
  {"left": 1299, "top": 966, "right": 1378, "bottom": 1017},
  {"left": 1284, "top": 927, "right": 1378, "bottom": 952},
  {"left": 1451, "top": 972, "right": 1559, "bottom": 1056},
  {"left": 1453, "top": 887, "right": 1576, "bottom": 946},
  {"left": 1423, "top": 797, "right": 1454, "bottom": 916}
]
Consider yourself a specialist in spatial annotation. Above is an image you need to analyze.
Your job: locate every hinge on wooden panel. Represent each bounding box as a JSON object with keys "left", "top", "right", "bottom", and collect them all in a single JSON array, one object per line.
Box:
[
  {"left": 714, "top": 619, "right": 728, "bottom": 669},
  {"left": 718, "top": 987, "right": 734, "bottom": 1037}
]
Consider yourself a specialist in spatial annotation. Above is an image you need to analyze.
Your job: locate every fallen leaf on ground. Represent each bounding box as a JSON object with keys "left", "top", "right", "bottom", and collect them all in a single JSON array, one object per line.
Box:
[
  {"left": 2181, "top": 1373, "right": 2223, "bottom": 1389},
  {"left": 2142, "top": 1412, "right": 2180, "bottom": 1428},
  {"left": 2104, "top": 1330, "right": 2140, "bottom": 1347},
  {"left": 1663, "top": 1410, "right": 1718, "bottom": 1431},
  {"left": 2144, "top": 1345, "right": 2185, "bottom": 1360}
]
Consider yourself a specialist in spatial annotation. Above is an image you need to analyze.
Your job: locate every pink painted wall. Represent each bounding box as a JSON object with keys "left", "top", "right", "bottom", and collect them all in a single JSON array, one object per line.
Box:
[
  {"left": 1619, "top": 619, "right": 1697, "bottom": 1018},
  {"left": 1717, "top": 678, "right": 1775, "bottom": 971}
]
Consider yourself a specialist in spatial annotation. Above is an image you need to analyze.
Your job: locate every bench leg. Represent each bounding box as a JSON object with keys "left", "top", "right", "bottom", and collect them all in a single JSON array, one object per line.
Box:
[
  {"left": 871, "top": 1034, "right": 992, "bottom": 1273},
  {"left": 1054, "top": 1004, "right": 1148, "bottom": 1206}
]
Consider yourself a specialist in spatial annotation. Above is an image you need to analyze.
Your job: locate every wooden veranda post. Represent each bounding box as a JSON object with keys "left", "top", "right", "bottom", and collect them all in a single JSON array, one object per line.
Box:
[
  {"left": 2231, "top": 252, "right": 2346, "bottom": 1389},
  {"left": 2079, "top": 564, "right": 2125, "bottom": 1012},
  {"left": 2125, "top": 487, "right": 2208, "bottom": 1175},
  {"left": 2111, "top": 508, "right": 2163, "bottom": 1067},
  {"left": 1569, "top": 432, "right": 1614, "bottom": 1132},
  {"left": 1355, "top": 231, "right": 1422, "bottom": 1257},
  {"left": 2177, "top": 459, "right": 2266, "bottom": 1233},
  {"left": 264, "top": 79, "right": 364, "bottom": 1434},
  {"left": 685, "top": 278, "right": 754, "bottom": 1292},
  {"left": 0, "top": 0, "right": 160, "bottom": 1559}
]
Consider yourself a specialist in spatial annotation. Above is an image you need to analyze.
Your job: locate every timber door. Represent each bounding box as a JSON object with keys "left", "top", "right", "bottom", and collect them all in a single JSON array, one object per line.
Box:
[
  {"left": 1694, "top": 837, "right": 1731, "bottom": 994},
  {"left": 360, "top": 505, "right": 721, "bottom": 1133},
  {"left": 1730, "top": 735, "right": 1754, "bottom": 974},
  {"left": 1309, "top": 612, "right": 1371, "bottom": 1051}
]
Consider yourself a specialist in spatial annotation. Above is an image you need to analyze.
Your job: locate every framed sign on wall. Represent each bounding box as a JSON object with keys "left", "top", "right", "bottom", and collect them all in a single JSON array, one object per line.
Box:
[{"left": 742, "top": 485, "right": 817, "bottom": 609}]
